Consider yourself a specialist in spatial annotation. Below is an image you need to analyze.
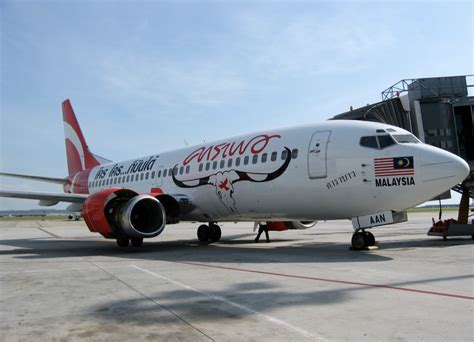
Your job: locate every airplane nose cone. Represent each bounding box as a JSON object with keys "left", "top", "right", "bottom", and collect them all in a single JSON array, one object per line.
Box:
[{"left": 419, "top": 148, "right": 470, "bottom": 186}]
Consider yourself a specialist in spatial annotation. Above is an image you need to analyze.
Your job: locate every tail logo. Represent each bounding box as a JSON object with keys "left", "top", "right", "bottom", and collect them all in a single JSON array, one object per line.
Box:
[{"left": 64, "top": 122, "right": 86, "bottom": 170}]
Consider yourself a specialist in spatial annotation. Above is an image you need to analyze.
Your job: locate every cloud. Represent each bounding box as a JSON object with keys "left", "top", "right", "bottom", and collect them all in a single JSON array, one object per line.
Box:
[
  {"left": 99, "top": 55, "right": 247, "bottom": 107},
  {"left": 232, "top": 8, "right": 395, "bottom": 77}
]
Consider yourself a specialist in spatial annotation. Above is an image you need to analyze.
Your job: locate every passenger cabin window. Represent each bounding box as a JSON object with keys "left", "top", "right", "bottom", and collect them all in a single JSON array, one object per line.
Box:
[
  {"left": 291, "top": 149, "right": 298, "bottom": 159},
  {"left": 151, "top": 171, "right": 156, "bottom": 178},
  {"left": 281, "top": 150, "right": 288, "bottom": 160},
  {"left": 393, "top": 134, "right": 420, "bottom": 144},
  {"left": 261, "top": 153, "right": 267, "bottom": 163},
  {"left": 205, "top": 162, "right": 210, "bottom": 171},
  {"left": 179, "top": 166, "right": 184, "bottom": 175},
  {"left": 173, "top": 168, "right": 178, "bottom": 176},
  {"left": 140, "top": 173, "right": 144, "bottom": 180},
  {"left": 199, "top": 164, "right": 203, "bottom": 172},
  {"left": 186, "top": 165, "right": 190, "bottom": 174},
  {"left": 212, "top": 161, "right": 218, "bottom": 170},
  {"left": 220, "top": 160, "right": 225, "bottom": 169},
  {"left": 156, "top": 171, "right": 160, "bottom": 178},
  {"left": 227, "top": 159, "right": 233, "bottom": 167},
  {"left": 163, "top": 169, "right": 167, "bottom": 177},
  {"left": 252, "top": 155, "right": 258, "bottom": 164},
  {"left": 145, "top": 173, "right": 149, "bottom": 180},
  {"left": 236, "top": 157, "right": 241, "bottom": 166},
  {"left": 244, "top": 156, "right": 249, "bottom": 165},
  {"left": 271, "top": 152, "right": 277, "bottom": 161}
]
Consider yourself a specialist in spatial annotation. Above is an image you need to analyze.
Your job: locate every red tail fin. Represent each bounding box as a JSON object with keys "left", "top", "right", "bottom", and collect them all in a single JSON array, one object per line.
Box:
[{"left": 62, "top": 99, "right": 101, "bottom": 176}]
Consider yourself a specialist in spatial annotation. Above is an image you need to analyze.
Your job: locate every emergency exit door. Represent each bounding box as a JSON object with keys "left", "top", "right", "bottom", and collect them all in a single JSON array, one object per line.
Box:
[{"left": 308, "top": 131, "right": 331, "bottom": 179}]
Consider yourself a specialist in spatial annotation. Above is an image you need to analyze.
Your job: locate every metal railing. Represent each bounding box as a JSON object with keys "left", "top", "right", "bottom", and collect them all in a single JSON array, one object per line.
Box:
[{"left": 381, "top": 75, "right": 474, "bottom": 101}]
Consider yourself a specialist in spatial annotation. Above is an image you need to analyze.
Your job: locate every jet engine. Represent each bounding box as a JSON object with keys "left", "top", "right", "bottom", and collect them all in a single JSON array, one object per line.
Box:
[
  {"left": 82, "top": 188, "right": 175, "bottom": 241},
  {"left": 112, "top": 194, "right": 166, "bottom": 238},
  {"left": 266, "top": 220, "right": 318, "bottom": 231},
  {"left": 286, "top": 221, "right": 318, "bottom": 229}
]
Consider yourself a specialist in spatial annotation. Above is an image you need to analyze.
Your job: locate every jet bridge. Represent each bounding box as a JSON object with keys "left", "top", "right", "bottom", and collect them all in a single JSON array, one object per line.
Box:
[{"left": 332, "top": 75, "right": 473, "bottom": 239}]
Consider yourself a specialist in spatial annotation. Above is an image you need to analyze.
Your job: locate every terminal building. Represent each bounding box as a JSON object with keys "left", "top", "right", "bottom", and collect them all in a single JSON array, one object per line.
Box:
[{"left": 332, "top": 75, "right": 473, "bottom": 237}]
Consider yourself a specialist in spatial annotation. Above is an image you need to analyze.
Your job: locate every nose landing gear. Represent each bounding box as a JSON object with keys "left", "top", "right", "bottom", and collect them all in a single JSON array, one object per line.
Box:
[
  {"left": 351, "top": 230, "right": 376, "bottom": 250},
  {"left": 197, "top": 223, "right": 222, "bottom": 243}
]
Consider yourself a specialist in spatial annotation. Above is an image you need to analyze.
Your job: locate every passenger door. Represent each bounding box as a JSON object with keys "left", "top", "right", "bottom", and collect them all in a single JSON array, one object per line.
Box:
[{"left": 308, "top": 131, "right": 331, "bottom": 179}]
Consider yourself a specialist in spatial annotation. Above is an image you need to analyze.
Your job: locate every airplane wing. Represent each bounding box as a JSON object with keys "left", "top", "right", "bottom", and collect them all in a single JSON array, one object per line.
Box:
[
  {"left": 0, "top": 190, "right": 87, "bottom": 203},
  {"left": 0, "top": 172, "right": 67, "bottom": 185}
]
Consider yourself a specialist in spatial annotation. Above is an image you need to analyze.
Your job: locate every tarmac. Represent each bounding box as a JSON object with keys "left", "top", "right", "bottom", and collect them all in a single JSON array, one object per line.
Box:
[{"left": 0, "top": 212, "right": 473, "bottom": 341}]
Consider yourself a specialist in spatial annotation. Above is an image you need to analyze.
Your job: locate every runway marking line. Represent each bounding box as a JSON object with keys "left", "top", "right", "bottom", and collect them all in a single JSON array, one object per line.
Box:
[
  {"left": 168, "top": 261, "right": 474, "bottom": 301},
  {"left": 130, "top": 264, "right": 325, "bottom": 341}
]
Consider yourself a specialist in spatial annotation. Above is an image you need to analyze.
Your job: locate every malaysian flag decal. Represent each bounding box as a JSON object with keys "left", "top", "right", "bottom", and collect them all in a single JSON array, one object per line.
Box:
[{"left": 374, "top": 156, "right": 414, "bottom": 177}]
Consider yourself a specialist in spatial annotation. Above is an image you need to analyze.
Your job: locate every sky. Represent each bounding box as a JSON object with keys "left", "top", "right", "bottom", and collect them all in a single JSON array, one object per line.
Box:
[{"left": 1, "top": 0, "right": 473, "bottom": 210}]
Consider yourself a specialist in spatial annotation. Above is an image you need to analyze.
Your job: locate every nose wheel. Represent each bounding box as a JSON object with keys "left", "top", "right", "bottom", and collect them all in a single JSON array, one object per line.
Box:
[
  {"left": 197, "top": 223, "right": 222, "bottom": 243},
  {"left": 351, "top": 230, "right": 376, "bottom": 250}
]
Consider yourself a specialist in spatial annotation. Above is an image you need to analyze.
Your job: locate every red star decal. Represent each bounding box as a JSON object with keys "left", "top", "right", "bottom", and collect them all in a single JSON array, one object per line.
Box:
[{"left": 218, "top": 178, "right": 230, "bottom": 191}]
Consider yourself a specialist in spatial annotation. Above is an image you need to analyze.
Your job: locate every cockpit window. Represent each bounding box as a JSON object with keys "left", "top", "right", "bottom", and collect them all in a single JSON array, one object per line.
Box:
[
  {"left": 378, "top": 134, "right": 396, "bottom": 148},
  {"left": 392, "top": 134, "right": 420, "bottom": 144},
  {"left": 360, "top": 136, "right": 378, "bottom": 149},
  {"left": 360, "top": 135, "right": 396, "bottom": 149}
]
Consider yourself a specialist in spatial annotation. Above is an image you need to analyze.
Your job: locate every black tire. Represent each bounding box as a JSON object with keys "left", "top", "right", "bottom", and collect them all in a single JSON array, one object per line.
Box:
[
  {"left": 116, "top": 237, "right": 130, "bottom": 247},
  {"left": 365, "top": 231, "right": 376, "bottom": 246},
  {"left": 209, "top": 224, "right": 222, "bottom": 242},
  {"left": 351, "top": 232, "right": 367, "bottom": 250},
  {"left": 131, "top": 238, "right": 144, "bottom": 247},
  {"left": 197, "top": 224, "right": 210, "bottom": 242}
]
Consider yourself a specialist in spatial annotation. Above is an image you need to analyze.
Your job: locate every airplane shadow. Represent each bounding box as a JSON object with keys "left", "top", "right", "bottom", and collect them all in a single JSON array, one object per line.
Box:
[
  {"left": 1, "top": 232, "right": 472, "bottom": 264},
  {"left": 0, "top": 234, "right": 392, "bottom": 264},
  {"left": 87, "top": 272, "right": 474, "bottom": 326}
]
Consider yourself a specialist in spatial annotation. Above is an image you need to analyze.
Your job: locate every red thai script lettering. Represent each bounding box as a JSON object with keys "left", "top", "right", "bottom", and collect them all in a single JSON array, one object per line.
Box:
[{"left": 183, "top": 134, "right": 281, "bottom": 165}]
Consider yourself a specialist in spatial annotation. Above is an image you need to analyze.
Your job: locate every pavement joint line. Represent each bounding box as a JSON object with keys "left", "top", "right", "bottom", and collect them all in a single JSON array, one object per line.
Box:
[
  {"left": 85, "top": 261, "right": 214, "bottom": 341},
  {"left": 167, "top": 261, "right": 474, "bottom": 301},
  {"left": 0, "top": 264, "right": 128, "bottom": 275},
  {"left": 34, "top": 225, "right": 62, "bottom": 239},
  {"left": 130, "top": 264, "right": 325, "bottom": 341}
]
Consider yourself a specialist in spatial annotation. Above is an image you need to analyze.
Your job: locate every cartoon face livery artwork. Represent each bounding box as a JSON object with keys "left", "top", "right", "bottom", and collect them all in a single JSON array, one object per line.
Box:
[
  {"left": 173, "top": 147, "right": 292, "bottom": 214},
  {"left": 374, "top": 156, "right": 415, "bottom": 187}
]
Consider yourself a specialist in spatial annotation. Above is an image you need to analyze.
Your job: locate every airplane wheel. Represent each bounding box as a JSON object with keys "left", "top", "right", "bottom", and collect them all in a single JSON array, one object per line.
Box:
[
  {"left": 197, "top": 224, "right": 210, "bottom": 242},
  {"left": 131, "top": 238, "right": 143, "bottom": 247},
  {"left": 351, "top": 232, "right": 367, "bottom": 250},
  {"left": 209, "top": 224, "right": 222, "bottom": 242},
  {"left": 365, "top": 231, "right": 375, "bottom": 246},
  {"left": 116, "top": 236, "right": 130, "bottom": 247}
]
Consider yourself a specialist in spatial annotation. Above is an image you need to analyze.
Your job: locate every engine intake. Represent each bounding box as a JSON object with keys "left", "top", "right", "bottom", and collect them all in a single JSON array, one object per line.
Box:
[{"left": 114, "top": 194, "right": 166, "bottom": 238}]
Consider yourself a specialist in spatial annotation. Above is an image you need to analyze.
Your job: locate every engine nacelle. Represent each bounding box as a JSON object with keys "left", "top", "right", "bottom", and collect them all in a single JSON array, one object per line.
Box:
[
  {"left": 266, "top": 220, "right": 318, "bottom": 231},
  {"left": 113, "top": 194, "right": 166, "bottom": 238},
  {"left": 82, "top": 189, "right": 170, "bottom": 239},
  {"left": 286, "top": 221, "right": 318, "bottom": 229}
]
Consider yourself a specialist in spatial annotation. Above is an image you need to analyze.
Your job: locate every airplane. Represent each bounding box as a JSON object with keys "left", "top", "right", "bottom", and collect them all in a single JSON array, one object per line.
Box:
[{"left": 0, "top": 100, "right": 469, "bottom": 250}]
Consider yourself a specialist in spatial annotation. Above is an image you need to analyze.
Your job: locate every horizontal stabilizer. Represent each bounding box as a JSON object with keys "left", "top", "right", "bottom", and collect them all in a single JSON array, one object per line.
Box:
[{"left": 0, "top": 172, "right": 67, "bottom": 185}]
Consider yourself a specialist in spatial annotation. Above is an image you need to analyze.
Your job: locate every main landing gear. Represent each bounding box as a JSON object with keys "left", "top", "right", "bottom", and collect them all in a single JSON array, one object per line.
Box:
[
  {"left": 116, "top": 236, "right": 144, "bottom": 247},
  {"left": 351, "top": 230, "right": 376, "bottom": 250},
  {"left": 197, "top": 223, "right": 222, "bottom": 243}
]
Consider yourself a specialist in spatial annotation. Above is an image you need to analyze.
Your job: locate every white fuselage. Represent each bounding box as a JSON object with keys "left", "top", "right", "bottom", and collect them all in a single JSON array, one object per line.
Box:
[{"left": 83, "top": 120, "right": 469, "bottom": 222}]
